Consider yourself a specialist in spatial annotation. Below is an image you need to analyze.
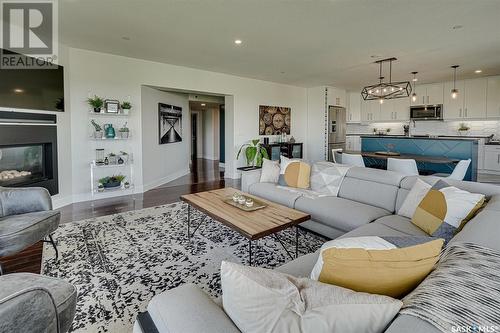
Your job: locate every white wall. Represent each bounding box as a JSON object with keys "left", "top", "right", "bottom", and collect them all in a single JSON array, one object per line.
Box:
[
  {"left": 61, "top": 47, "right": 308, "bottom": 205},
  {"left": 202, "top": 107, "right": 220, "bottom": 160},
  {"left": 141, "top": 86, "right": 190, "bottom": 190}
]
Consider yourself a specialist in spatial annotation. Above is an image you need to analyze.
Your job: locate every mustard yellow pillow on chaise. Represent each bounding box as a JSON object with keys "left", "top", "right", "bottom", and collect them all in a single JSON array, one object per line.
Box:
[{"left": 310, "top": 236, "right": 444, "bottom": 298}]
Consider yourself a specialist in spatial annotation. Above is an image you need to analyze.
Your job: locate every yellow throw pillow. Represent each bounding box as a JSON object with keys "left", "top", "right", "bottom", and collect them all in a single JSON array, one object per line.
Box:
[
  {"left": 412, "top": 180, "right": 485, "bottom": 242},
  {"left": 284, "top": 161, "right": 311, "bottom": 189},
  {"left": 310, "top": 236, "right": 444, "bottom": 298}
]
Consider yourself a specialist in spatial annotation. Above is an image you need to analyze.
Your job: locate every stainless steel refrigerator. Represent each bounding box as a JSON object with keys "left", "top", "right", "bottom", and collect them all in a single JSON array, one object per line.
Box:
[{"left": 327, "top": 106, "right": 346, "bottom": 162}]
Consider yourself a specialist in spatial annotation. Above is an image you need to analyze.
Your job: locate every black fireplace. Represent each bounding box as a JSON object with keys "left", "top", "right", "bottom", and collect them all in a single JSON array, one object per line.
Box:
[{"left": 0, "top": 112, "right": 58, "bottom": 195}]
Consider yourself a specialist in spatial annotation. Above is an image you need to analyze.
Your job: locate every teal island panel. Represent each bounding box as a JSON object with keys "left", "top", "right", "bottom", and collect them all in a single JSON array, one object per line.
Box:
[{"left": 361, "top": 136, "right": 478, "bottom": 181}]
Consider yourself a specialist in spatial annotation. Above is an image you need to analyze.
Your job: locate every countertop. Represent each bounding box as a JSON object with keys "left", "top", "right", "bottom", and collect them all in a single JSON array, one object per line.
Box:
[{"left": 352, "top": 134, "right": 490, "bottom": 142}]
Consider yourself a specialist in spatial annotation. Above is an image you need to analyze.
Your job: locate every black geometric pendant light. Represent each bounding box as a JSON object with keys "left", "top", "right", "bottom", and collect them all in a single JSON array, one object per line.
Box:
[{"left": 361, "top": 58, "right": 412, "bottom": 103}]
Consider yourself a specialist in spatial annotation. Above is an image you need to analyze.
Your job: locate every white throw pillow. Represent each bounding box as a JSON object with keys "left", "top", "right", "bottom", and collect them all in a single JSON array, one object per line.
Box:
[
  {"left": 397, "top": 179, "right": 432, "bottom": 218},
  {"left": 259, "top": 158, "right": 280, "bottom": 183},
  {"left": 221, "top": 261, "right": 402, "bottom": 333}
]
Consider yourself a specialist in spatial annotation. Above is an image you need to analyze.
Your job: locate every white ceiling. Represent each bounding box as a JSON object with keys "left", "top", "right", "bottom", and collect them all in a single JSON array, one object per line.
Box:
[{"left": 60, "top": 0, "right": 500, "bottom": 90}]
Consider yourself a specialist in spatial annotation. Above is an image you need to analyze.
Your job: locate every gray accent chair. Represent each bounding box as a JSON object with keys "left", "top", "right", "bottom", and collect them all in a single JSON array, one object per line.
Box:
[
  {"left": 0, "top": 273, "right": 77, "bottom": 333},
  {"left": 0, "top": 186, "right": 60, "bottom": 273}
]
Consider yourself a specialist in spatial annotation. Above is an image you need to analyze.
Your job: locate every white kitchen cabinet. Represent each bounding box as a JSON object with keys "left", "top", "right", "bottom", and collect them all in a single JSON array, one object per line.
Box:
[
  {"left": 347, "top": 92, "right": 361, "bottom": 123},
  {"left": 327, "top": 87, "right": 346, "bottom": 108},
  {"left": 483, "top": 146, "right": 500, "bottom": 172},
  {"left": 464, "top": 78, "right": 487, "bottom": 119},
  {"left": 361, "top": 99, "right": 380, "bottom": 122},
  {"left": 346, "top": 136, "right": 361, "bottom": 151},
  {"left": 444, "top": 78, "right": 487, "bottom": 119},
  {"left": 378, "top": 97, "right": 410, "bottom": 121},
  {"left": 444, "top": 80, "right": 465, "bottom": 119},
  {"left": 487, "top": 76, "right": 500, "bottom": 118},
  {"left": 410, "top": 83, "right": 443, "bottom": 106},
  {"left": 425, "top": 83, "right": 444, "bottom": 105}
]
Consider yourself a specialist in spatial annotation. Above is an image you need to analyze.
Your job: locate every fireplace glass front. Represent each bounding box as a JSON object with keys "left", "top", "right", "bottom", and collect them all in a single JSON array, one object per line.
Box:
[{"left": 0, "top": 145, "right": 46, "bottom": 186}]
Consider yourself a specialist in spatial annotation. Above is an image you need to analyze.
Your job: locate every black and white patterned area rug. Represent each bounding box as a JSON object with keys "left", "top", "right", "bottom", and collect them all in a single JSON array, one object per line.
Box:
[{"left": 42, "top": 202, "right": 325, "bottom": 333}]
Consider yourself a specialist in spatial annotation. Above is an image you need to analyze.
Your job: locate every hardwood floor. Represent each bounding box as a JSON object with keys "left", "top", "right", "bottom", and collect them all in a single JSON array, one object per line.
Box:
[{"left": 59, "top": 158, "right": 235, "bottom": 224}]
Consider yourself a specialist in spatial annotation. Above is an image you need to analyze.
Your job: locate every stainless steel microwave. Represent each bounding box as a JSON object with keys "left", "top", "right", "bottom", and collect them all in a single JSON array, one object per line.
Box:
[{"left": 410, "top": 105, "right": 443, "bottom": 120}]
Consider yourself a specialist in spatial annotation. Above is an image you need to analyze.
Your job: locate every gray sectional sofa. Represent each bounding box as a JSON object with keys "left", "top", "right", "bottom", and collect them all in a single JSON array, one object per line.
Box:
[{"left": 135, "top": 166, "right": 500, "bottom": 333}]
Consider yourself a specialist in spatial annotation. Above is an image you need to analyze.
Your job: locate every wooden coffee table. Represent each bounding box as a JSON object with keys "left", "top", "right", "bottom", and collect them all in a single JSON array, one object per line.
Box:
[{"left": 180, "top": 187, "right": 311, "bottom": 265}]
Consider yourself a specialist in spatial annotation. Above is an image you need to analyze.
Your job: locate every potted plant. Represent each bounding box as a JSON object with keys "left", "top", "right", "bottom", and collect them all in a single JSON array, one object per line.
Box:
[
  {"left": 119, "top": 122, "right": 130, "bottom": 139},
  {"left": 87, "top": 95, "right": 104, "bottom": 113},
  {"left": 236, "top": 139, "right": 269, "bottom": 167},
  {"left": 121, "top": 101, "right": 132, "bottom": 115},
  {"left": 458, "top": 123, "right": 470, "bottom": 136},
  {"left": 108, "top": 152, "right": 117, "bottom": 165},
  {"left": 98, "top": 175, "right": 126, "bottom": 189},
  {"left": 97, "top": 183, "right": 105, "bottom": 192},
  {"left": 124, "top": 181, "right": 131, "bottom": 189},
  {"left": 91, "top": 120, "right": 103, "bottom": 139}
]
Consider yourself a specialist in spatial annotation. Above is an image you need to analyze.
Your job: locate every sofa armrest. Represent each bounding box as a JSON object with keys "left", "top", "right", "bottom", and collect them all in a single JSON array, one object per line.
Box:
[
  {"left": 0, "top": 286, "right": 59, "bottom": 333},
  {"left": 134, "top": 283, "right": 240, "bottom": 333},
  {"left": 0, "top": 187, "right": 52, "bottom": 217},
  {"left": 241, "top": 169, "right": 262, "bottom": 193}
]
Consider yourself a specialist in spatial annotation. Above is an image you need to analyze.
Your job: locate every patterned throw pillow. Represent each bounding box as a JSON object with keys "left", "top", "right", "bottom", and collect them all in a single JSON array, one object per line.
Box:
[
  {"left": 259, "top": 158, "right": 280, "bottom": 183},
  {"left": 412, "top": 180, "right": 485, "bottom": 242},
  {"left": 284, "top": 161, "right": 311, "bottom": 189},
  {"left": 278, "top": 155, "right": 300, "bottom": 186},
  {"left": 310, "top": 162, "right": 351, "bottom": 196},
  {"left": 310, "top": 236, "right": 444, "bottom": 298}
]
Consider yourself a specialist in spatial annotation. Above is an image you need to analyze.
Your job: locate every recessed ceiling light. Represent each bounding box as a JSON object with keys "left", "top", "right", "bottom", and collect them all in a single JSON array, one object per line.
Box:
[
  {"left": 13, "top": 88, "right": 24, "bottom": 93},
  {"left": 201, "top": 103, "right": 206, "bottom": 106},
  {"left": 234, "top": 39, "right": 242, "bottom": 45},
  {"left": 452, "top": 25, "right": 463, "bottom": 30},
  {"left": 475, "top": 69, "right": 482, "bottom": 74}
]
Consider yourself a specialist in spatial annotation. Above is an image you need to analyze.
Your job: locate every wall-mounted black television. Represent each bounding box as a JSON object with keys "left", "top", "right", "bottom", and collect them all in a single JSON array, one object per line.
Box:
[{"left": 0, "top": 49, "right": 64, "bottom": 112}]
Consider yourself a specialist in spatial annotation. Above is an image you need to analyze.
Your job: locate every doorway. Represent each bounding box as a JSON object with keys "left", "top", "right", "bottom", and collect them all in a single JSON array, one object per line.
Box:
[{"left": 191, "top": 113, "right": 197, "bottom": 161}]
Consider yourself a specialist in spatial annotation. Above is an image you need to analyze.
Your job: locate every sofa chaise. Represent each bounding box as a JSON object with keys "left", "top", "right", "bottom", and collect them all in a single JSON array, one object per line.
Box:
[{"left": 134, "top": 166, "right": 500, "bottom": 333}]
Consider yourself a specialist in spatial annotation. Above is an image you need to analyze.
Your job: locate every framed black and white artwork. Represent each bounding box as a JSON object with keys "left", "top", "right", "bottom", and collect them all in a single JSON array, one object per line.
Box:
[{"left": 158, "top": 103, "right": 182, "bottom": 144}]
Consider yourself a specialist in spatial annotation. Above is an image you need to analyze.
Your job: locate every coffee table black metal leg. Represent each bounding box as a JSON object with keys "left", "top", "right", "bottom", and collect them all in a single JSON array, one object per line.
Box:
[
  {"left": 187, "top": 204, "right": 191, "bottom": 240},
  {"left": 248, "top": 239, "right": 252, "bottom": 266},
  {"left": 295, "top": 226, "right": 299, "bottom": 258}
]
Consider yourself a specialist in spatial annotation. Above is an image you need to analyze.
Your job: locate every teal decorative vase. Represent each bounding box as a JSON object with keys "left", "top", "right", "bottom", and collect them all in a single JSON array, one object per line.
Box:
[{"left": 104, "top": 124, "right": 116, "bottom": 139}]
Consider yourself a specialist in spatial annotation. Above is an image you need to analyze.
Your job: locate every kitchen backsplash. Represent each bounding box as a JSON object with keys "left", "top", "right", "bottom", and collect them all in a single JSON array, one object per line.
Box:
[{"left": 347, "top": 120, "right": 500, "bottom": 139}]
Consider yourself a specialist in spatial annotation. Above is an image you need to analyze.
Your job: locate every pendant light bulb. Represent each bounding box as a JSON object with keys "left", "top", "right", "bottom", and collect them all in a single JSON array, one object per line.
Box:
[
  {"left": 451, "top": 65, "right": 459, "bottom": 100},
  {"left": 410, "top": 72, "right": 418, "bottom": 103},
  {"left": 379, "top": 98, "right": 384, "bottom": 104}
]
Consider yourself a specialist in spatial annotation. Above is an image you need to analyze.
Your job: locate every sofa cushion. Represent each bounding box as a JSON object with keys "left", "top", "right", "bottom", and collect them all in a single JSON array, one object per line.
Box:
[
  {"left": 0, "top": 210, "right": 60, "bottom": 257},
  {"left": 143, "top": 283, "right": 240, "bottom": 333},
  {"left": 294, "top": 196, "right": 391, "bottom": 232},
  {"left": 275, "top": 251, "right": 320, "bottom": 278},
  {"left": 375, "top": 215, "right": 429, "bottom": 237},
  {"left": 338, "top": 168, "right": 404, "bottom": 212},
  {"left": 451, "top": 209, "right": 500, "bottom": 251},
  {"left": 248, "top": 183, "right": 301, "bottom": 208},
  {"left": 300, "top": 220, "right": 345, "bottom": 240},
  {"left": 385, "top": 314, "right": 441, "bottom": 333},
  {"left": 0, "top": 273, "right": 77, "bottom": 333}
]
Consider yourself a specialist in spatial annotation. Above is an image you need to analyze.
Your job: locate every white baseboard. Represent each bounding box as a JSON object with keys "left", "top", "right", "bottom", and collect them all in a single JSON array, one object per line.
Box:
[
  {"left": 52, "top": 195, "right": 74, "bottom": 209},
  {"left": 142, "top": 169, "right": 190, "bottom": 192}
]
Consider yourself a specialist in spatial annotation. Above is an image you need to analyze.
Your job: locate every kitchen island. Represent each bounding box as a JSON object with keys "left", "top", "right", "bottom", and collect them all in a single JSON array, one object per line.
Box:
[{"left": 360, "top": 135, "right": 478, "bottom": 181}]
